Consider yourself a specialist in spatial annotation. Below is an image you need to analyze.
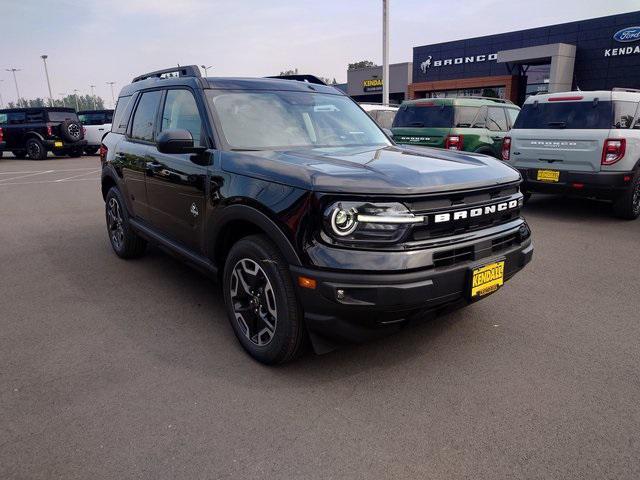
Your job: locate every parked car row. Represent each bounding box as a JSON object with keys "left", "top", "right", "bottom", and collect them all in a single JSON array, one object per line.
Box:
[
  {"left": 0, "top": 107, "right": 113, "bottom": 159},
  {"left": 361, "top": 90, "right": 640, "bottom": 220}
]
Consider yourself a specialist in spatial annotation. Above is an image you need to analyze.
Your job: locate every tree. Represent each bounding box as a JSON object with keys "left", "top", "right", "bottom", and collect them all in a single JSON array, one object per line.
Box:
[
  {"left": 279, "top": 68, "right": 299, "bottom": 76},
  {"left": 7, "top": 95, "right": 105, "bottom": 111},
  {"left": 348, "top": 60, "right": 377, "bottom": 71}
]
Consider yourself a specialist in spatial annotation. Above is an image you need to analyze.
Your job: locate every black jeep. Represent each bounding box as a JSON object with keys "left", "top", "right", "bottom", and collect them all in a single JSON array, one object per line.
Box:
[
  {"left": 0, "top": 107, "right": 86, "bottom": 159},
  {"left": 100, "top": 66, "right": 533, "bottom": 364}
]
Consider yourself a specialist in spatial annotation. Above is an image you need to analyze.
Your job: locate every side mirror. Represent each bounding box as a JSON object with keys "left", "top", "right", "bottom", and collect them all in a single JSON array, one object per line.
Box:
[{"left": 157, "top": 129, "right": 205, "bottom": 154}]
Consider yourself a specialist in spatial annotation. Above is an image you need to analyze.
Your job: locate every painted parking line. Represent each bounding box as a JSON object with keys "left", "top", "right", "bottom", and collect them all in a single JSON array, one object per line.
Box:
[
  {"left": 0, "top": 167, "right": 98, "bottom": 175},
  {"left": 0, "top": 177, "right": 98, "bottom": 187},
  {"left": 0, "top": 170, "right": 55, "bottom": 183},
  {"left": 55, "top": 170, "right": 101, "bottom": 182}
]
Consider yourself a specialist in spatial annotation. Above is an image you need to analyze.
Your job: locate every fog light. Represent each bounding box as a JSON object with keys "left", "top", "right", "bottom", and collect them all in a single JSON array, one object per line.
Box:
[
  {"left": 518, "top": 222, "right": 531, "bottom": 241},
  {"left": 336, "top": 289, "right": 345, "bottom": 300}
]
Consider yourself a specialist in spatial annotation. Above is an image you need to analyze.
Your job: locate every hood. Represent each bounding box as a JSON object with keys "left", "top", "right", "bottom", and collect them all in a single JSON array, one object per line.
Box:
[{"left": 220, "top": 145, "right": 520, "bottom": 195}]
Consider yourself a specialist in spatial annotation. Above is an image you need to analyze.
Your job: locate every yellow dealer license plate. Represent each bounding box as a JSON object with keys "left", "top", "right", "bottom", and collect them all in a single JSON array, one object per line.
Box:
[
  {"left": 470, "top": 260, "right": 505, "bottom": 299},
  {"left": 54, "top": 141, "right": 63, "bottom": 148},
  {"left": 537, "top": 169, "right": 560, "bottom": 182}
]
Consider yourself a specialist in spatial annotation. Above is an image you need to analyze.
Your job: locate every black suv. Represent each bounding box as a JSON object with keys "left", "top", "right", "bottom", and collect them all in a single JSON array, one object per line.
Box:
[
  {"left": 101, "top": 66, "right": 533, "bottom": 364},
  {"left": 0, "top": 107, "right": 86, "bottom": 159}
]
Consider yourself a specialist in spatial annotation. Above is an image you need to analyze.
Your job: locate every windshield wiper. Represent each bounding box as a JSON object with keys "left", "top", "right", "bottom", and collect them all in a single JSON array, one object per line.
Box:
[{"left": 548, "top": 121, "right": 566, "bottom": 129}]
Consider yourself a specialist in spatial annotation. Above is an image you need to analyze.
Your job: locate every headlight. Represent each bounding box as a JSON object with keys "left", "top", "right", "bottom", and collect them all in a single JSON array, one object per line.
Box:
[{"left": 323, "top": 201, "right": 425, "bottom": 243}]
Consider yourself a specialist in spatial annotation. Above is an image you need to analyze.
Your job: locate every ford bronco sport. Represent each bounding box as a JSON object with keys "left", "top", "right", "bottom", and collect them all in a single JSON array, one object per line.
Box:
[
  {"left": 100, "top": 66, "right": 533, "bottom": 364},
  {"left": 0, "top": 107, "right": 86, "bottom": 159},
  {"left": 392, "top": 97, "right": 520, "bottom": 158},
  {"left": 504, "top": 89, "right": 640, "bottom": 219}
]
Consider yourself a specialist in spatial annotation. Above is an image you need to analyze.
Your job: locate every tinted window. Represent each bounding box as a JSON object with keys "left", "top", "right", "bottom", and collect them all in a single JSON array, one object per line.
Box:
[
  {"left": 487, "top": 107, "right": 508, "bottom": 131},
  {"left": 505, "top": 108, "right": 519, "bottom": 127},
  {"left": 130, "top": 91, "right": 162, "bottom": 142},
  {"left": 112, "top": 96, "right": 135, "bottom": 134},
  {"left": 47, "top": 111, "right": 78, "bottom": 122},
  {"left": 79, "top": 113, "right": 107, "bottom": 125},
  {"left": 613, "top": 101, "right": 638, "bottom": 129},
  {"left": 26, "top": 111, "right": 45, "bottom": 123},
  {"left": 0, "top": 112, "right": 26, "bottom": 124},
  {"left": 392, "top": 104, "right": 454, "bottom": 128},
  {"left": 208, "top": 91, "right": 389, "bottom": 149},
  {"left": 454, "top": 106, "right": 480, "bottom": 127},
  {"left": 161, "top": 89, "right": 204, "bottom": 146},
  {"left": 514, "top": 101, "right": 613, "bottom": 129}
]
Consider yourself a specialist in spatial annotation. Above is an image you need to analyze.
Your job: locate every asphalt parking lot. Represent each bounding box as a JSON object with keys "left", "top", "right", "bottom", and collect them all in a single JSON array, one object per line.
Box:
[{"left": 1, "top": 155, "right": 639, "bottom": 480}]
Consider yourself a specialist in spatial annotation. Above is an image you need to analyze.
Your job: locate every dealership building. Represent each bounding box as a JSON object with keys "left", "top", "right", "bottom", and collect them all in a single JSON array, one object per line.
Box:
[{"left": 347, "top": 11, "right": 640, "bottom": 105}]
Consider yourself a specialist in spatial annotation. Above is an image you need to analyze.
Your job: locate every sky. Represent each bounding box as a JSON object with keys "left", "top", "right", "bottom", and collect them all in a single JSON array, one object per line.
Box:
[{"left": 0, "top": 0, "right": 638, "bottom": 107}]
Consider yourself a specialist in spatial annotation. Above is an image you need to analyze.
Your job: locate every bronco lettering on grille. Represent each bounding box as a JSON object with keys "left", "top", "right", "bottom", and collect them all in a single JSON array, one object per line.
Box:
[{"left": 433, "top": 199, "right": 520, "bottom": 224}]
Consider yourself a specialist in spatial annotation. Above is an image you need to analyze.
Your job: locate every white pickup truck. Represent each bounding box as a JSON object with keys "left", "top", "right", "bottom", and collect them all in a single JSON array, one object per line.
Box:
[{"left": 77, "top": 110, "right": 113, "bottom": 155}]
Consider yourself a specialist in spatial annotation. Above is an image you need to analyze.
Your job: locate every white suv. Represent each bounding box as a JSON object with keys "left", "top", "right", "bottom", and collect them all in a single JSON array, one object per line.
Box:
[
  {"left": 503, "top": 89, "right": 640, "bottom": 219},
  {"left": 359, "top": 103, "right": 398, "bottom": 130},
  {"left": 78, "top": 110, "right": 113, "bottom": 155}
]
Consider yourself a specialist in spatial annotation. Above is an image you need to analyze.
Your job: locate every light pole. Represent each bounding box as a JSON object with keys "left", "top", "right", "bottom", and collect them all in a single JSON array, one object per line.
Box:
[
  {"left": 90, "top": 85, "right": 96, "bottom": 109},
  {"left": 106, "top": 82, "right": 116, "bottom": 107},
  {"left": 382, "top": 0, "right": 389, "bottom": 106},
  {"left": 6, "top": 68, "right": 22, "bottom": 107},
  {"left": 40, "top": 55, "right": 54, "bottom": 106},
  {"left": 58, "top": 93, "right": 67, "bottom": 107},
  {"left": 200, "top": 65, "right": 212, "bottom": 76},
  {"left": 73, "top": 89, "right": 80, "bottom": 111},
  {"left": 0, "top": 80, "right": 4, "bottom": 109}
]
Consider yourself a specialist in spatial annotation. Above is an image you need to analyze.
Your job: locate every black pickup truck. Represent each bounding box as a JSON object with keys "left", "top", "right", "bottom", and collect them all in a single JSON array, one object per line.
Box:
[
  {"left": 0, "top": 107, "right": 86, "bottom": 159},
  {"left": 101, "top": 66, "right": 533, "bottom": 364}
]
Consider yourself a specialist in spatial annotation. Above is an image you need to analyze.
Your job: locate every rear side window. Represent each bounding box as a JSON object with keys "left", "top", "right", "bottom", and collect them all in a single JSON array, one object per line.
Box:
[
  {"left": 393, "top": 104, "right": 454, "bottom": 128},
  {"left": 47, "top": 111, "right": 78, "bottom": 122},
  {"left": 513, "top": 101, "right": 613, "bottom": 129},
  {"left": 112, "top": 96, "right": 135, "bottom": 134},
  {"left": 161, "top": 89, "right": 204, "bottom": 146},
  {"left": 130, "top": 90, "right": 162, "bottom": 142},
  {"left": 26, "top": 111, "right": 45, "bottom": 123},
  {"left": 505, "top": 108, "right": 519, "bottom": 127},
  {"left": 487, "top": 107, "right": 508, "bottom": 131},
  {"left": 1, "top": 112, "right": 26, "bottom": 124},
  {"left": 79, "top": 112, "right": 107, "bottom": 125},
  {"left": 613, "top": 101, "right": 638, "bottom": 129},
  {"left": 454, "top": 106, "right": 480, "bottom": 127}
]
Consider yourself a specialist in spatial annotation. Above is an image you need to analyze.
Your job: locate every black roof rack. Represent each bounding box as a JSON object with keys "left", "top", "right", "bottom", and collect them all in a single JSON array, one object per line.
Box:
[
  {"left": 132, "top": 65, "right": 201, "bottom": 83},
  {"left": 265, "top": 74, "right": 327, "bottom": 86}
]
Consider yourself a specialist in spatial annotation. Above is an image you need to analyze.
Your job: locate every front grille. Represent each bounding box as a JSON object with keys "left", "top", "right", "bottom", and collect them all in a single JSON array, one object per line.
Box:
[
  {"left": 405, "top": 183, "right": 522, "bottom": 243},
  {"left": 431, "top": 230, "right": 522, "bottom": 269},
  {"left": 492, "top": 232, "right": 519, "bottom": 252},
  {"left": 433, "top": 246, "right": 474, "bottom": 268}
]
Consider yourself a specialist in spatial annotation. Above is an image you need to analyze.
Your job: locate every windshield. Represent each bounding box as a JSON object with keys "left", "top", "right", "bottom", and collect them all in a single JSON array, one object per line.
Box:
[
  {"left": 513, "top": 101, "right": 613, "bottom": 129},
  {"left": 393, "top": 103, "right": 454, "bottom": 128},
  {"left": 206, "top": 90, "right": 390, "bottom": 150}
]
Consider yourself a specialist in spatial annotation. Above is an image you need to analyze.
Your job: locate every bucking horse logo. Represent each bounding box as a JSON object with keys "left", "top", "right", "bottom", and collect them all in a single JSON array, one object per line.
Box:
[{"left": 420, "top": 56, "right": 432, "bottom": 74}]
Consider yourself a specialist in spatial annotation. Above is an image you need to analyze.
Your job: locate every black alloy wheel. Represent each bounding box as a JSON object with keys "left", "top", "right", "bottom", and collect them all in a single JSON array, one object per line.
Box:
[{"left": 26, "top": 138, "right": 46, "bottom": 160}]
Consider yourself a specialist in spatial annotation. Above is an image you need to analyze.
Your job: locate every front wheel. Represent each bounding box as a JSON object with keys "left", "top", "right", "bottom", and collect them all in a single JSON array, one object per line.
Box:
[
  {"left": 613, "top": 172, "right": 640, "bottom": 220},
  {"left": 105, "top": 187, "right": 147, "bottom": 258},
  {"left": 223, "top": 235, "right": 306, "bottom": 364}
]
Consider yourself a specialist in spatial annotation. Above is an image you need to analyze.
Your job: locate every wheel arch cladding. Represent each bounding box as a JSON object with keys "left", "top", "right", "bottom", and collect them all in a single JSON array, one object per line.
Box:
[
  {"left": 25, "top": 131, "right": 45, "bottom": 142},
  {"left": 101, "top": 175, "right": 117, "bottom": 200},
  {"left": 211, "top": 205, "right": 302, "bottom": 269}
]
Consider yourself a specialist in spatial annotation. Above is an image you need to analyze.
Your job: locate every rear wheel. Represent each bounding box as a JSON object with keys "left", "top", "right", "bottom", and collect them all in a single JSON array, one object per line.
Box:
[
  {"left": 105, "top": 187, "right": 147, "bottom": 258},
  {"left": 223, "top": 235, "right": 306, "bottom": 365},
  {"left": 25, "top": 138, "right": 47, "bottom": 160},
  {"left": 613, "top": 172, "right": 640, "bottom": 220}
]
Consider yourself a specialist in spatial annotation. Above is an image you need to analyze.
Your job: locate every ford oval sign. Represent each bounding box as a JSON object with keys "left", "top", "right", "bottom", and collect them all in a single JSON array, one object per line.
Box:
[{"left": 614, "top": 26, "right": 640, "bottom": 43}]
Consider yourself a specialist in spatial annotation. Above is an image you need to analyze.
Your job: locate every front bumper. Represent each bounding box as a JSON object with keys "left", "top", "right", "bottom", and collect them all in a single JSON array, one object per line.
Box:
[
  {"left": 291, "top": 233, "right": 533, "bottom": 345},
  {"left": 518, "top": 168, "right": 634, "bottom": 199}
]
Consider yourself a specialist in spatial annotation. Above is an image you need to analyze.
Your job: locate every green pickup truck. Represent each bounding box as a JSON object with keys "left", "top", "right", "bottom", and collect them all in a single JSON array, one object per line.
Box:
[{"left": 391, "top": 97, "right": 520, "bottom": 158}]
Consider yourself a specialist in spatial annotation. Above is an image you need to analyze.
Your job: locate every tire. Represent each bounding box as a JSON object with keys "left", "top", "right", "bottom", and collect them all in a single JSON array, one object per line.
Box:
[
  {"left": 612, "top": 172, "right": 640, "bottom": 220},
  {"left": 67, "top": 148, "right": 83, "bottom": 158},
  {"left": 84, "top": 147, "right": 99, "bottom": 155},
  {"left": 25, "top": 138, "right": 47, "bottom": 160},
  {"left": 105, "top": 187, "right": 147, "bottom": 258},
  {"left": 12, "top": 151, "right": 26, "bottom": 159},
  {"left": 59, "top": 120, "right": 84, "bottom": 143},
  {"left": 223, "top": 234, "right": 306, "bottom": 365}
]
